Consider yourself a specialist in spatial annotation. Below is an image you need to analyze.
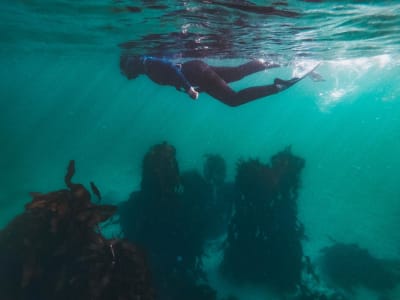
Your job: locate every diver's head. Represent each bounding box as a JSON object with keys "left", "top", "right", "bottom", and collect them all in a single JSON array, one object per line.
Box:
[{"left": 120, "top": 55, "right": 144, "bottom": 79}]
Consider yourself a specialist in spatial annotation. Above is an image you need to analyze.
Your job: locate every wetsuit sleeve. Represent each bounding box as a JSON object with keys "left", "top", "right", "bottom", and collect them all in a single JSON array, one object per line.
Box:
[
  {"left": 143, "top": 57, "right": 192, "bottom": 91},
  {"left": 174, "top": 67, "right": 192, "bottom": 91}
]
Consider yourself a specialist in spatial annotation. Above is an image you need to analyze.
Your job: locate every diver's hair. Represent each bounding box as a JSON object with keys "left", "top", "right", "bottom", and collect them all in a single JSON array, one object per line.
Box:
[
  {"left": 120, "top": 54, "right": 137, "bottom": 70},
  {"left": 119, "top": 54, "right": 143, "bottom": 78}
]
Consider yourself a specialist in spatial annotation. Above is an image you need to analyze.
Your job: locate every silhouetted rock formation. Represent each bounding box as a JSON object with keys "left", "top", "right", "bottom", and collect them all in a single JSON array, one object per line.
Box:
[
  {"left": 0, "top": 161, "right": 154, "bottom": 300},
  {"left": 119, "top": 142, "right": 216, "bottom": 300},
  {"left": 221, "top": 146, "right": 305, "bottom": 292},
  {"left": 319, "top": 242, "right": 400, "bottom": 292}
]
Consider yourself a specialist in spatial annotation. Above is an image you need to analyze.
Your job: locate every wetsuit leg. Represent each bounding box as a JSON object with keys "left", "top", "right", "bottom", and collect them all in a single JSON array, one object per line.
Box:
[
  {"left": 210, "top": 60, "right": 279, "bottom": 83},
  {"left": 182, "top": 60, "right": 296, "bottom": 107}
]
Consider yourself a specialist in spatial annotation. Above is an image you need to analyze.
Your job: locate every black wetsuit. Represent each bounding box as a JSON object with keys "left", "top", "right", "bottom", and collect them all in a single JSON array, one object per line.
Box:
[
  {"left": 138, "top": 56, "right": 299, "bottom": 107},
  {"left": 140, "top": 56, "right": 192, "bottom": 92}
]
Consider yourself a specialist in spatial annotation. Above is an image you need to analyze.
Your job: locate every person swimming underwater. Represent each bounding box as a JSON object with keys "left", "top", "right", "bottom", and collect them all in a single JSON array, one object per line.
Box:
[{"left": 120, "top": 55, "right": 314, "bottom": 107}]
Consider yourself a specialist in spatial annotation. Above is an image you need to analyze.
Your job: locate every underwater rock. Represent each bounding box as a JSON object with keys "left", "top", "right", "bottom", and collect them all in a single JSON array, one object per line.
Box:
[
  {"left": 0, "top": 161, "right": 154, "bottom": 300},
  {"left": 221, "top": 146, "right": 305, "bottom": 291},
  {"left": 319, "top": 242, "right": 399, "bottom": 292}
]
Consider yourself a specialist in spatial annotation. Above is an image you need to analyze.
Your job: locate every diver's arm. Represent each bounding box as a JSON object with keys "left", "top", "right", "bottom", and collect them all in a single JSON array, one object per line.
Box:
[
  {"left": 144, "top": 57, "right": 198, "bottom": 99},
  {"left": 171, "top": 64, "right": 198, "bottom": 99},
  {"left": 173, "top": 66, "right": 199, "bottom": 99}
]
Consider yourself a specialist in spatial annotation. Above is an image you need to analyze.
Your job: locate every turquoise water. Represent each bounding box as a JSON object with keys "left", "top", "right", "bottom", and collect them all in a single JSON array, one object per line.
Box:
[{"left": 1, "top": 1, "right": 400, "bottom": 300}]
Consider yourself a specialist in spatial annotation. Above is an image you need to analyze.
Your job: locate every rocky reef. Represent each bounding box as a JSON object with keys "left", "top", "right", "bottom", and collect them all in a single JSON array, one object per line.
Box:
[
  {"left": 221, "top": 146, "right": 306, "bottom": 291},
  {"left": 0, "top": 142, "right": 369, "bottom": 300},
  {"left": 0, "top": 161, "right": 154, "bottom": 300},
  {"left": 119, "top": 142, "right": 353, "bottom": 300},
  {"left": 319, "top": 242, "right": 400, "bottom": 292},
  {"left": 119, "top": 142, "right": 217, "bottom": 300}
]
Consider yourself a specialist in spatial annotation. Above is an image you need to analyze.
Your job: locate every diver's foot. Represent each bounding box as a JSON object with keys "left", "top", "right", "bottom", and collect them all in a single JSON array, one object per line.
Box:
[{"left": 274, "top": 77, "right": 300, "bottom": 91}]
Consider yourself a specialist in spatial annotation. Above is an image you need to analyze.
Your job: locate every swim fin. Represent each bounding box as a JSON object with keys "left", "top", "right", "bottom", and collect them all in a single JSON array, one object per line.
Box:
[
  {"left": 274, "top": 63, "right": 321, "bottom": 91},
  {"left": 274, "top": 77, "right": 301, "bottom": 91}
]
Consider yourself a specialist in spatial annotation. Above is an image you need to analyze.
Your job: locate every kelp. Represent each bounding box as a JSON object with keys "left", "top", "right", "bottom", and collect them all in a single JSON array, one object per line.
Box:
[
  {"left": 221, "top": 146, "right": 305, "bottom": 291},
  {"left": 119, "top": 142, "right": 217, "bottom": 300},
  {"left": 0, "top": 160, "right": 153, "bottom": 300},
  {"left": 319, "top": 242, "right": 400, "bottom": 292}
]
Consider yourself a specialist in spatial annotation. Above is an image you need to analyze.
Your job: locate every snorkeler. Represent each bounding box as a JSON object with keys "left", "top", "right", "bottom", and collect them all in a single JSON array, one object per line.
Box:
[{"left": 120, "top": 55, "right": 314, "bottom": 107}]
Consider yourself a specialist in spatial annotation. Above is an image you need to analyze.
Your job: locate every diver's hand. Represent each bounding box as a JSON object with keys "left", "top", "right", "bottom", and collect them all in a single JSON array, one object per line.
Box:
[{"left": 188, "top": 86, "right": 199, "bottom": 100}]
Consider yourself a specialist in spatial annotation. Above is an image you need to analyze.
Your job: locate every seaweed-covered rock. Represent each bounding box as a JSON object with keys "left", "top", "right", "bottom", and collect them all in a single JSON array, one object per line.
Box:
[
  {"left": 119, "top": 142, "right": 215, "bottom": 300},
  {"left": 221, "top": 146, "right": 305, "bottom": 291},
  {"left": 0, "top": 161, "right": 154, "bottom": 300},
  {"left": 178, "top": 154, "right": 234, "bottom": 240},
  {"left": 319, "top": 242, "right": 400, "bottom": 292},
  {"left": 141, "top": 141, "right": 180, "bottom": 196}
]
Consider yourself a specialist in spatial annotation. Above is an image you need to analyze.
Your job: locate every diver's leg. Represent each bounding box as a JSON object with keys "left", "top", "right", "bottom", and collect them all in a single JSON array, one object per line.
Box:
[
  {"left": 221, "top": 84, "right": 280, "bottom": 107},
  {"left": 208, "top": 77, "right": 301, "bottom": 107},
  {"left": 210, "top": 60, "right": 280, "bottom": 83},
  {"left": 181, "top": 60, "right": 296, "bottom": 107}
]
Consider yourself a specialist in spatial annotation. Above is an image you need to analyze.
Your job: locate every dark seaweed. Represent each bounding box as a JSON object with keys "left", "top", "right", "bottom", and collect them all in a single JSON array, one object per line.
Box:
[
  {"left": 0, "top": 161, "right": 154, "bottom": 300},
  {"left": 319, "top": 242, "right": 400, "bottom": 292},
  {"left": 221, "top": 146, "right": 305, "bottom": 291},
  {"left": 203, "top": 154, "right": 226, "bottom": 187},
  {"left": 119, "top": 142, "right": 217, "bottom": 300}
]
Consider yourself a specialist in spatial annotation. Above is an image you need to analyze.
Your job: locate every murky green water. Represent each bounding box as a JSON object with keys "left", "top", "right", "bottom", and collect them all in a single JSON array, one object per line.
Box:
[{"left": 1, "top": 1, "right": 400, "bottom": 299}]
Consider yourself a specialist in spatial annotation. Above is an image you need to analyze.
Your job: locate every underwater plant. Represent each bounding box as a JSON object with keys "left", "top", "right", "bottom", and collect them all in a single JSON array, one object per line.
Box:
[
  {"left": 221, "top": 146, "right": 306, "bottom": 292},
  {"left": 141, "top": 141, "right": 181, "bottom": 196},
  {"left": 0, "top": 161, "right": 154, "bottom": 300},
  {"left": 319, "top": 242, "right": 400, "bottom": 292},
  {"left": 204, "top": 154, "right": 235, "bottom": 236},
  {"left": 203, "top": 153, "right": 227, "bottom": 188},
  {"left": 119, "top": 142, "right": 216, "bottom": 300}
]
